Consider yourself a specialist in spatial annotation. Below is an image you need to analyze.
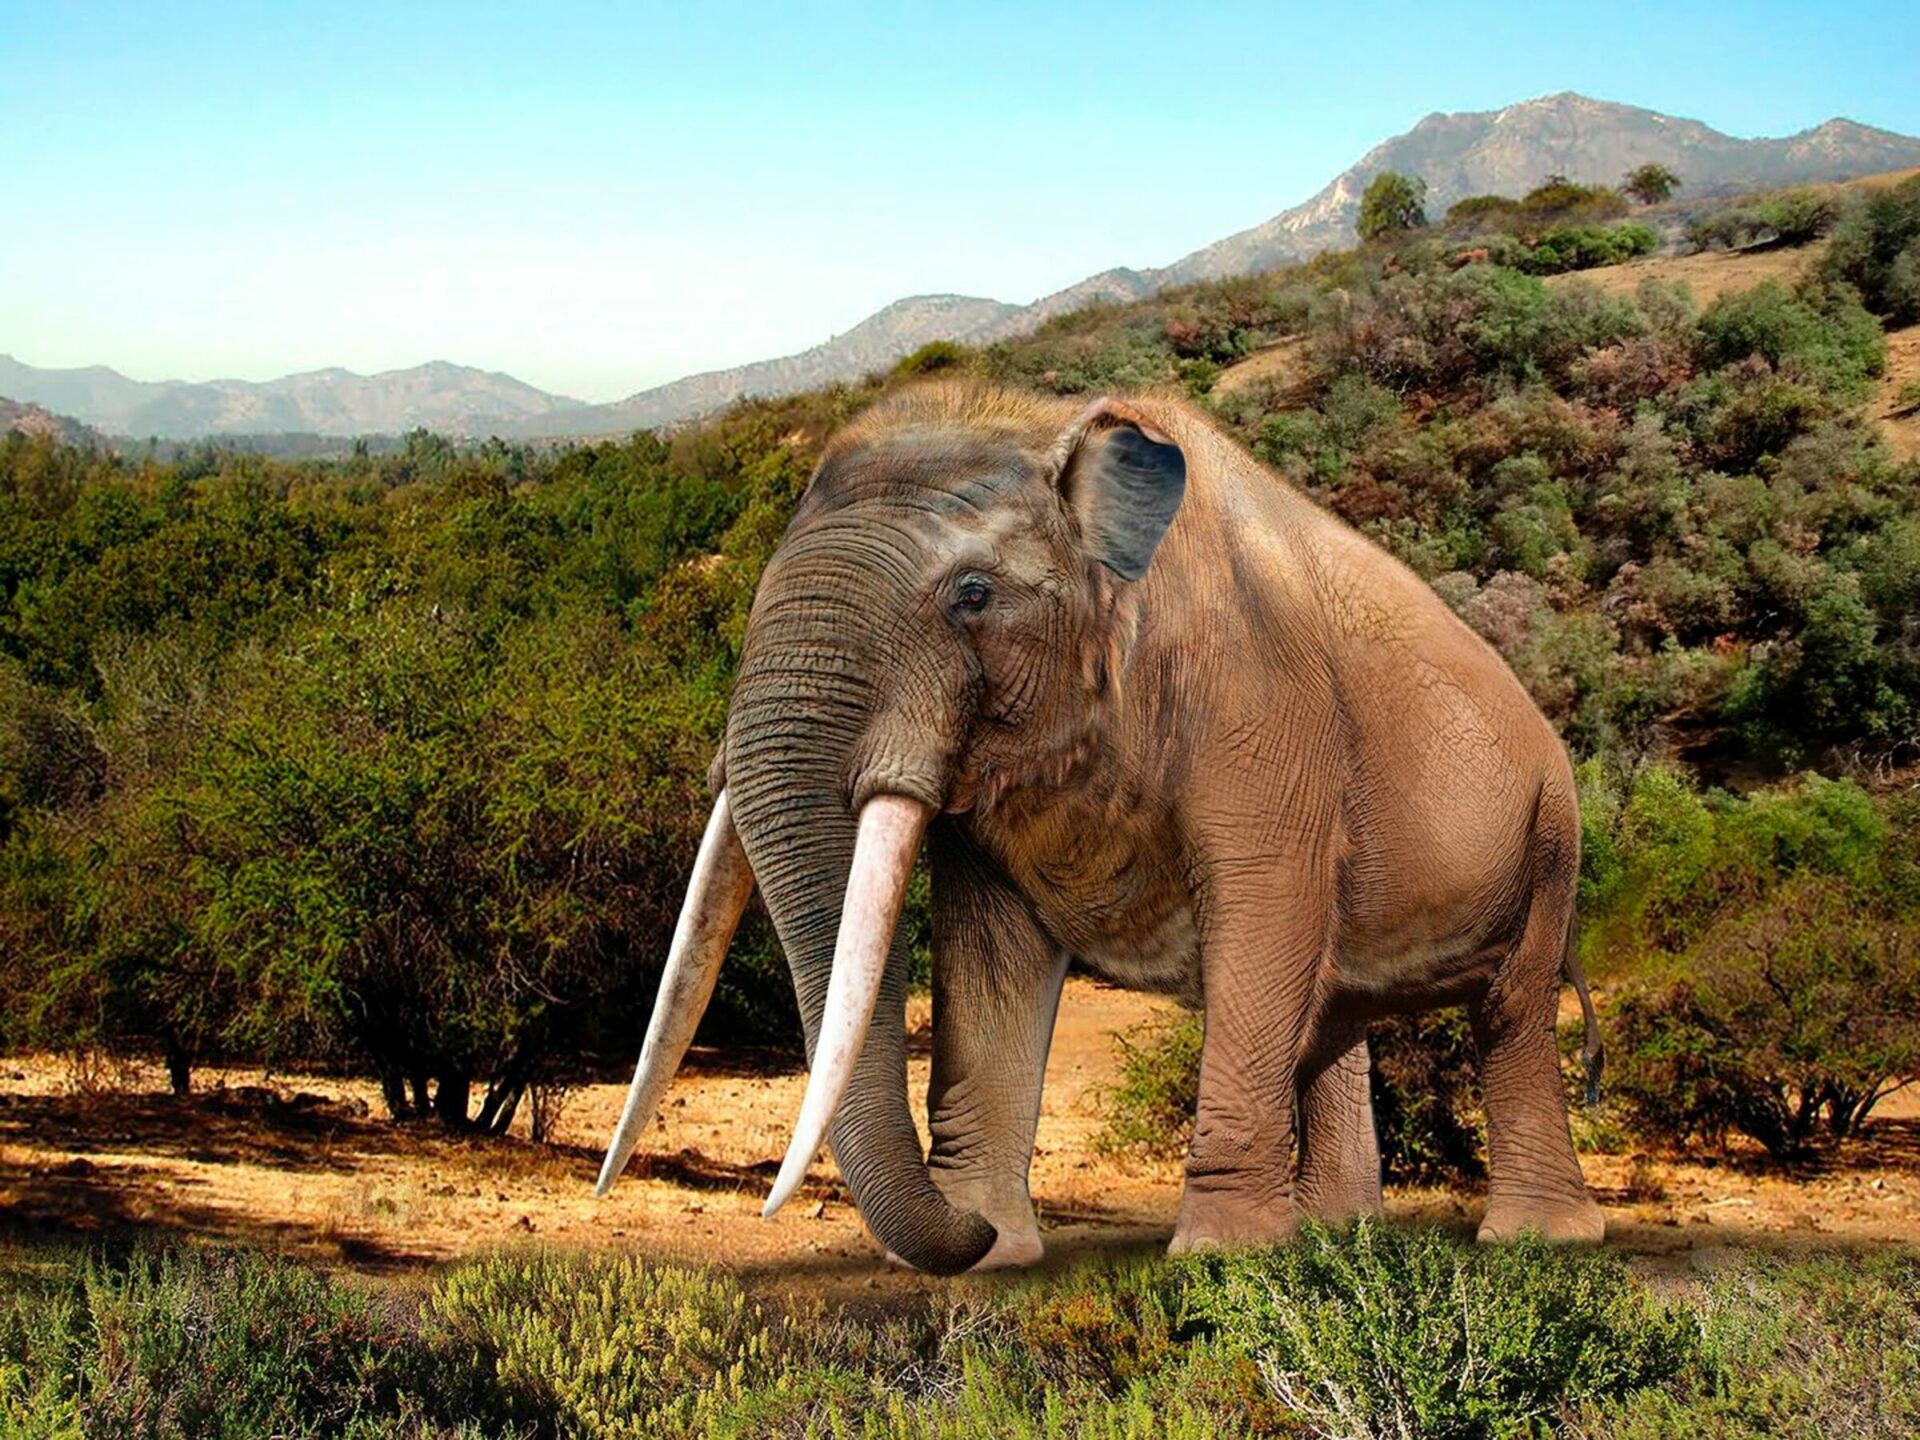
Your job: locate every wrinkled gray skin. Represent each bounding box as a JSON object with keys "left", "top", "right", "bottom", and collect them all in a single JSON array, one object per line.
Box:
[{"left": 720, "top": 382, "right": 1605, "bottom": 1275}]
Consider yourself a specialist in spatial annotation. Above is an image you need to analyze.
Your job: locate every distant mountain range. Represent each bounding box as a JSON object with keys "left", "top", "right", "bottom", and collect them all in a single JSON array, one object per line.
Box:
[
  {"left": 0, "top": 355, "right": 584, "bottom": 442},
  {"left": 8, "top": 93, "right": 1919, "bottom": 443}
]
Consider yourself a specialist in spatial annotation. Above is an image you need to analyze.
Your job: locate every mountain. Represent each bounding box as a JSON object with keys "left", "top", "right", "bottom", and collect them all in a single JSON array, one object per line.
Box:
[
  {"left": 532, "top": 95, "right": 1920, "bottom": 436},
  {"left": 516, "top": 294, "right": 1022, "bottom": 437},
  {"left": 0, "top": 355, "right": 586, "bottom": 440},
  {"left": 1156, "top": 94, "right": 1920, "bottom": 284},
  {"left": 1, "top": 395, "right": 103, "bottom": 447}
]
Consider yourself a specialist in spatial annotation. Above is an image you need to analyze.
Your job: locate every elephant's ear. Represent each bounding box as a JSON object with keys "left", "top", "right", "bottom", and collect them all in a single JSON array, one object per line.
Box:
[{"left": 1051, "top": 398, "right": 1187, "bottom": 582}]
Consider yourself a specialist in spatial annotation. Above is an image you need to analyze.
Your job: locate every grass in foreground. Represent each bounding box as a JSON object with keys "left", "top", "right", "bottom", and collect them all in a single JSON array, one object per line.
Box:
[{"left": 0, "top": 1224, "right": 1913, "bottom": 1439}]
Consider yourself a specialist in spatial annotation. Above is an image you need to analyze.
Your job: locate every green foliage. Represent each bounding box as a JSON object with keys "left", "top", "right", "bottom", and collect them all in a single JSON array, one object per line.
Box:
[
  {"left": 1357, "top": 172, "right": 1428, "bottom": 242},
  {"left": 1817, "top": 174, "right": 1920, "bottom": 323},
  {"left": 1688, "top": 189, "right": 1841, "bottom": 253},
  {"left": 0, "top": 1246, "right": 484, "bottom": 1438},
  {"left": 1094, "top": 1009, "right": 1202, "bottom": 1159},
  {"left": 4, "top": 1238, "right": 1912, "bottom": 1440},
  {"left": 892, "top": 342, "right": 970, "bottom": 378},
  {"left": 1577, "top": 764, "right": 1920, "bottom": 1160},
  {"left": 1581, "top": 1251, "right": 1920, "bottom": 1438},
  {"left": 1518, "top": 177, "right": 1630, "bottom": 225},
  {"left": 426, "top": 1251, "right": 799, "bottom": 1438},
  {"left": 1608, "top": 878, "right": 1920, "bottom": 1160},
  {"left": 1496, "top": 222, "right": 1658, "bottom": 276},
  {"left": 1182, "top": 1222, "right": 1695, "bottom": 1440},
  {"left": 1694, "top": 280, "right": 1884, "bottom": 398},
  {"left": 1442, "top": 194, "right": 1522, "bottom": 230},
  {"left": 1622, "top": 164, "right": 1681, "bottom": 207}
]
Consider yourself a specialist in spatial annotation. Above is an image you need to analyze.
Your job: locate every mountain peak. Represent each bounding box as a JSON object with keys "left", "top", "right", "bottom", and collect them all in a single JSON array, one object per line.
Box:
[{"left": 1155, "top": 95, "right": 1920, "bottom": 286}]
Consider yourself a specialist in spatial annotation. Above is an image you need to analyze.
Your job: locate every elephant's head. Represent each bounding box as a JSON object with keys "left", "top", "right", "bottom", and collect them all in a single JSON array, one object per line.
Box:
[{"left": 598, "top": 383, "right": 1186, "bottom": 1273}]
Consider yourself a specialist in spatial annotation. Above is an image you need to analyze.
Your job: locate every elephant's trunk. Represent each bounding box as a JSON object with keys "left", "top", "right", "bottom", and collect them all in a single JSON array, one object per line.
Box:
[{"left": 724, "top": 560, "right": 995, "bottom": 1276}]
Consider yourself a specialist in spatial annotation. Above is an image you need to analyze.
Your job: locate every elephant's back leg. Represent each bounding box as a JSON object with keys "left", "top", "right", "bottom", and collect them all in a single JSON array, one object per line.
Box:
[
  {"left": 1295, "top": 1021, "right": 1382, "bottom": 1222},
  {"left": 1469, "top": 812, "right": 1605, "bottom": 1244}
]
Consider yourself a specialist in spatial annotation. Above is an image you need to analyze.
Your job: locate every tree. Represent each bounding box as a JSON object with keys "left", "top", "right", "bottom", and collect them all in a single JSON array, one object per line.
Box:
[
  {"left": 1623, "top": 163, "right": 1681, "bottom": 206},
  {"left": 1357, "top": 172, "right": 1428, "bottom": 242}
]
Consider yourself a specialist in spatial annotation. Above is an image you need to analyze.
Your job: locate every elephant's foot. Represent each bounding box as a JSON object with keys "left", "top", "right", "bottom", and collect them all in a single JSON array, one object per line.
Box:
[
  {"left": 894, "top": 1174, "right": 1043, "bottom": 1271},
  {"left": 1476, "top": 1192, "right": 1606, "bottom": 1245},
  {"left": 1169, "top": 1185, "right": 1300, "bottom": 1255}
]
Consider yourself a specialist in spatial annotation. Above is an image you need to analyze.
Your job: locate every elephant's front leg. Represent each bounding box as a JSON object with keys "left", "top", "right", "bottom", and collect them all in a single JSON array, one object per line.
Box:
[
  {"left": 920, "top": 833, "right": 1070, "bottom": 1270},
  {"left": 1171, "top": 880, "right": 1332, "bottom": 1254}
]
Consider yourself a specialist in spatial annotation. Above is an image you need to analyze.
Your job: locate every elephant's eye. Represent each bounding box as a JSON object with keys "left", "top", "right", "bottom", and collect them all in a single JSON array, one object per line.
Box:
[{"left": 952, "top": 577, "right": 992, "bottom": 614}]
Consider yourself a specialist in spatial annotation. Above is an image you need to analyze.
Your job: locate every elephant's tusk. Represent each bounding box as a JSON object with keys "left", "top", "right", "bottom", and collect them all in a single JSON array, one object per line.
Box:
[
  {"left": 595, "top": 791, "right": 755, "bottom": 1198},
  {"left": 762, "top": 793, "right": 929, "bottom": 1219}
]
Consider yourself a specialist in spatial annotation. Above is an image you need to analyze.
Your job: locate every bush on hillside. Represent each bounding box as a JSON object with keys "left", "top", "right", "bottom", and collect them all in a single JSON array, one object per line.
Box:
[
  {"left": 1693, "top": 280, "right": 1884, "bottom": 398},
  {"left": 1687, "top": 188, "right": 1841, "bottom": 253},
  {"left": 1518, "top": 177, "right": 1630, "bottom": 225},
  {"left": 1357, "top": 172, "right": 1429, "bottom": 242},
  {"left": 1817, "top": 173, "right": 1920, "bottom": 323},
  {"left": 1578, "top": 764, "right": 1920, "bottom": 1160},
  {"left": 1623, "top": 163, "right": 1681, "bottom": 207},
  {"left": 1497, "top": 222, "right": 1659, "bottom": 276},
  {"left": 1443, "top": 193, "right": 1523, "bottom": 232}
]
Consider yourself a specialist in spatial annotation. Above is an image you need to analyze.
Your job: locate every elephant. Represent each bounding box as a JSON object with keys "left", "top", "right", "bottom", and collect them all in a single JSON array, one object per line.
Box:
[{"left": 596, "top": 380, "right": 1607, "bottom": 1275}]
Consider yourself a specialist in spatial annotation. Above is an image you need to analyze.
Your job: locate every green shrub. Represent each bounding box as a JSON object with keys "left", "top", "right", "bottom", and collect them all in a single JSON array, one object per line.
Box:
[
  {"left": 1687, "top": 190, "right": 1839, "bottom": 253},
  {"left": 1504, "top": 223, "right": 1658, "bottom": 276},
  {"left": 1358, "top": 173, "right": 1428, "bottom": 242},
  {"left": 425, "top": 1250, "right": 798, "bottom": 1439},
  {"left": 1609, "top": 876, "right": 1920, "bottom": 1160},
  {"left": 1694, "top": 281, "right": 1884, "bottom": 398},
  {"left": 1442, "top": 194, "right": 1522, "bottom": 231},
  {"left": 1816, "top": 174, "right": 1920, "bottom": 322},
  {"left": 1582, "top": 1251, "right": 1920, "bottom": 1438},
  {"left": 892, "top": 342, "right": 971, "bottom": 378},
  {"left": 1578, "top": 764, "right": 1888, "bottom": 961},
  {"left": 1623, "top": 164, "right": 1681, "bottom": 207},
  {"left": 0, "top": 1246, "right": 480, "bottom": 1438},
  {"left": 1518, "top": 178, "right": 1630, "bottom": 225},
  {"left": 1182, "top": 1222, "right": 1695, "bottom": 1439},
  {"left": 1096, "top": 1009, "right": 1202, "bottom": 1158}
]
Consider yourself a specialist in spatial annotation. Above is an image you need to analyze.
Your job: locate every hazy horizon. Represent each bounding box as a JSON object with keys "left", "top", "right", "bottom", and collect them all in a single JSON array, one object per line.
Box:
[{"left": 5, "top": 1, "right": 1917, "bottom": 404}]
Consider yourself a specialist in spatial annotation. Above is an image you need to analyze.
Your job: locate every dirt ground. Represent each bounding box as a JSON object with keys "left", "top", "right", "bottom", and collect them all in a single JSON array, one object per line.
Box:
[
  {"left": 1, "top": 976, "right": 1914, "bottom": 1297},
  {"left": 1542, "top": 237, "right": 1825, "bottom": 306},
  {"left": 1878, "top": 323, "right": 1920, "bottom": 462}
]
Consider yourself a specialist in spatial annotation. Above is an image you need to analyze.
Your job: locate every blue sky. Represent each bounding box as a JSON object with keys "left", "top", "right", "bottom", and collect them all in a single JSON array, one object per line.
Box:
[{"left": 3, "top": 2, "right": 1915, "bottom": 402}]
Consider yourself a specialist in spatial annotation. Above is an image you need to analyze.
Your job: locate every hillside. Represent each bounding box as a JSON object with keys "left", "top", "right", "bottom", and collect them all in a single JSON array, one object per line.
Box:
[
  {"left": 0, "top": 396, "right": 101, "bottom": 447},
  {"left": 514, "top": 294, "right": 1021, "bottom": 438},
  {"left": 0, "top": 354, "right": 586, "bottom": 440},
  {"left": 1159, "top": 96, "right": 1920, "bottom": 283},
  {"left": 530, "top": 95, "right": 1920, "bottom": 436}
]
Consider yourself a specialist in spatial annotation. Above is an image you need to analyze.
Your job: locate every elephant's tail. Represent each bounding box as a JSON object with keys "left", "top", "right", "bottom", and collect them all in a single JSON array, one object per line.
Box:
[{"left": 1564, "top": 912, "right": 1604, "bottom": 1107}]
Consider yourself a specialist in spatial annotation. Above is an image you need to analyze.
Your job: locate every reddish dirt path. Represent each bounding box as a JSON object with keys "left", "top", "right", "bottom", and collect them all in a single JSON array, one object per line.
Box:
[{"left": 2, "top": 977, "right": 1914, "bottom": 1297}]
